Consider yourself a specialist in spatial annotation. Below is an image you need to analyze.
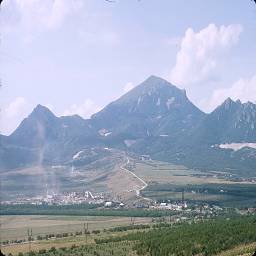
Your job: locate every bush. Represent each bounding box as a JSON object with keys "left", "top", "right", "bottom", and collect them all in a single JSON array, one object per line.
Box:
[
  {"left": 62, "top": 233, "right": 69, "bottom": 237},
  {"left": 49, "top": 246, "right": 56, "bottom": 252},
  {"left": 92, "top": 230, "right": 100, "bottom": 234}
]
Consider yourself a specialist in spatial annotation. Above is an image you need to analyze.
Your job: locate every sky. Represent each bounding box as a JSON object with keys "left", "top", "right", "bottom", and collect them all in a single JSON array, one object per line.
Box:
[{"left": 0, "top": 0, "right": 256, "bottom": 135}]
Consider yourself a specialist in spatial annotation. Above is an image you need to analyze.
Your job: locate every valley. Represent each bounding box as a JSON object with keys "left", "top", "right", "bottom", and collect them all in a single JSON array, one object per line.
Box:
[
  {"left": 2, "top": 148, "right": 255, "bottom": 207},
  {"left": 1, "top": 0, "right": 256, "bottom": 254}
]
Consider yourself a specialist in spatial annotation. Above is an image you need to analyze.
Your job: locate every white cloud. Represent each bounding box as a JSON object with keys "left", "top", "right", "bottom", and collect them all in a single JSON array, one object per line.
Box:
[
  {"left": 3, "top": 0, "right": 84, "bottom": 31},
  {"left": 123, "top": 82, "right": 134, "bottom": 93},
  {"left": 170, "top": 23, "right": 243, "bottom": 87},
  {"left": 63, "top": 99, "right": 101, "bottom": 119},
  {"left": 0, "top": 97, "right": 32, "bottom": 135},
  {"left": 3, "top": 97, "right": 27, "bottom": 118},
  {"left": 206, "top": 75, "right": 256, "bottom": 111}
]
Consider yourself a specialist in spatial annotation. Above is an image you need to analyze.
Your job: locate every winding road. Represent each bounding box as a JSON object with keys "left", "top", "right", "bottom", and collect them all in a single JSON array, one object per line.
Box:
[{"left": 120, "top": 157, "right": 149, "bottom": 199}]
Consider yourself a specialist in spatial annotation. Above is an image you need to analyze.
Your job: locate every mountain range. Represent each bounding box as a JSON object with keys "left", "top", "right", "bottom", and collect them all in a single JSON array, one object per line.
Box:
[{"left": 1, "top": 76, "right": 255, "bottom": 176}]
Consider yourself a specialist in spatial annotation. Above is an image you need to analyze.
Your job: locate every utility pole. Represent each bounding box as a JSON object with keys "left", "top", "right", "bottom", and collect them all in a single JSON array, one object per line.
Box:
[
  {"left": 181, "top": 189, "right": 186, "bottom": 210},
  {"left": 84, "top": 222, "right": 89, "bottom": 243},
  {"left": 27, "top": 228, "right": 32, "bottom": 252}
]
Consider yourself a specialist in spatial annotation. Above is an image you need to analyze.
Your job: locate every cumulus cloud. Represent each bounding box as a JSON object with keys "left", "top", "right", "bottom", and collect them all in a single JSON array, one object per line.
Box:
[
  {"left": 3, "top": 97, "right": 27, "bottom": 118},
  {"left": 206, "top": 75, "right": 256, "bottom": 111},
  {"left": 0, "top": 97, "right": 32, "bottom": 135},
  {"left": 170, "top": 23, "right": 243, "bottom": 87},
  {"left": 123, "top": 82, "right": 135, "bottom": 93},
  {"left": 63, "top": 99, "right": 101, "bottom": 119},
  {"left": 2, "top": 0, "right": 84, "bottom": 31}
]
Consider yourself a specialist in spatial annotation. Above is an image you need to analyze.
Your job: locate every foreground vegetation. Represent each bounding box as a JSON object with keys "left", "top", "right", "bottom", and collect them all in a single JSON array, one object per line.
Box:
[
  {"left": 133, "top": 217, "right": 256, "bottom": 255},
  {"left": 3, "top": 241, "right": 137, "bottom": 256},
  {"left": 94, "top": 217, "right": 256, "bottom": 255},
  {"left": 3, "top": 216, "right": 255, "bottom": 256}
]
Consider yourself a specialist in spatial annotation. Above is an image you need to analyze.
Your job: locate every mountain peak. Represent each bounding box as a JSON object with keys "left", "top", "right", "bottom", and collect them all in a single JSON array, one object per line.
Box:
[
  {"left": 8, "top": 104, "right": 58, "bottom": 147},
  {"left": 30, "top": 104, "right": 56, "bottom": 120},
  {"left": 224, "top": 97, "right": 234, "bottom": 104},
  {"left": 110, "top": 75, "right": 189, "bottom": 108},
  {"left": 243, "top": 101, "right": 255, "bottom": 106},
  {"left": 143, "top": 75, "right": 187, "bottom": 97},
  {"left": 33, "top": 104, "right": 51, "bottom": 112},
  {"left": 91, "top": 75, "right": 204, "bottom": 134},
  {"left": 145, "top": 75, "right": 168, "bottom": 84},
  {"left": 218, "top": 98, "right": 255, "bottom": 111},
  {"left": 216, "top": 97, "right": 238, "bottom": 111},
  {"left": 221, "top": 98, "right": 255, "bottom": 109},
  {"left": 143, "top": 75, "right": 177, "bottom": 88}
]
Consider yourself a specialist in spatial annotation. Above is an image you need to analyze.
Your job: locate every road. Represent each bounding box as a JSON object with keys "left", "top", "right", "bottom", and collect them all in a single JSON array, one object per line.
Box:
[{"left": 120, "top": 157, "right": 150, "bottom": 199}]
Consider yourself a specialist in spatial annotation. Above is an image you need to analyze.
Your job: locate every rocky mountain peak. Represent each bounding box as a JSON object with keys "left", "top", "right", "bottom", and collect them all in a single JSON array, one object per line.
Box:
[{"left": 30, "top": 104, "right": 56, "bottom": 121}]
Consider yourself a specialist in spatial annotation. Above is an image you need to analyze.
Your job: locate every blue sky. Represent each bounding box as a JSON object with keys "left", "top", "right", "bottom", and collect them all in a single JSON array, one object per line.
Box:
[{"left": 1, "top": 0, "right": 256, "bottom": 135}]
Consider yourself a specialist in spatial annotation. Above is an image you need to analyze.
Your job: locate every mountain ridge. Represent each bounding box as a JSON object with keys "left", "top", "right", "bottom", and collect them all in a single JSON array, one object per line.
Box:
[
  {"left": 4, "top": 76, "right": 255, "bottom": 137},
  {"left": 1, "top": 76, "right": 255, "bottom": 175}
]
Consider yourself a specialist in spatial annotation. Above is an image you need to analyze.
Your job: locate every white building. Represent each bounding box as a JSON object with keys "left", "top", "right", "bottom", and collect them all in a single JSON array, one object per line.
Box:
[{"left": 105, "top": 201, "right": 112, "bottom": 207}]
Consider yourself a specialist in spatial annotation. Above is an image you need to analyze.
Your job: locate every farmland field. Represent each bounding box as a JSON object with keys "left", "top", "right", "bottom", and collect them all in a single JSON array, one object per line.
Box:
[
  {"left": 132, "top": 160, "right": 253, "bottom": 185},
  {"left": 0, "top": 214, "right": 150, "bottom": 256},
  {"left": 130, "top": 160, "right": 256, "bottom": 207},
  {"left": 0, "top": 215, "right": 152, "bottom": 241}
]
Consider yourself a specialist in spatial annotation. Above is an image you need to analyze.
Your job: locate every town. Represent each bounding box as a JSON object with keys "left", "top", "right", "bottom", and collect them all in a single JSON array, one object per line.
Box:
[{"left": 1, "top": 190, "right": 244, "bottom": 218}]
